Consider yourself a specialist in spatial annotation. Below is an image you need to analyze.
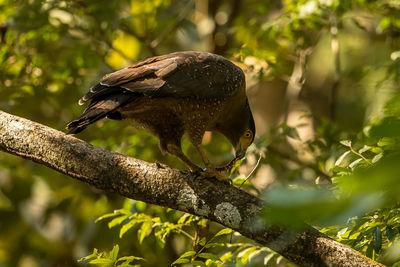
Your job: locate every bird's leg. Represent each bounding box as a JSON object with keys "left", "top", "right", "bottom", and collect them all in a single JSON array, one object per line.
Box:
[
  {"left": 195, "top": 145, "right": 229, "bottom": 182},
  {"left": 166, "top": 144, "right": 203, "bottom": 173}
]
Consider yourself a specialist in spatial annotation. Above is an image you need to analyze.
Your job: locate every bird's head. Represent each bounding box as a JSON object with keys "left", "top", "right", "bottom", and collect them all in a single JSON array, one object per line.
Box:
[{"left": 230, "top": 101, "right": 256, "bottom": 159}]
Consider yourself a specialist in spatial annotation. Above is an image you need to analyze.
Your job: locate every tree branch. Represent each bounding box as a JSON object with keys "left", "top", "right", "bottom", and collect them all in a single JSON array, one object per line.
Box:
[{"left": 0, "top": 110, "right": 382, "bottom": 267}]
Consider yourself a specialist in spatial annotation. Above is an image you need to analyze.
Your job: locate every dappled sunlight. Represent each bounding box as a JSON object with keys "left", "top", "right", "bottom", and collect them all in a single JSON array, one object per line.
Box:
[{"left": 1, "top": 0, "right": 400, "bottom": 266}]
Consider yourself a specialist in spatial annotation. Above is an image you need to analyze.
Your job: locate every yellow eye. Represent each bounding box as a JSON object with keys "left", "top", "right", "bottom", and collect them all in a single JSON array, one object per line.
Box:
[{"left": 244, "top": 130, "right": 252, "bottom": 139}]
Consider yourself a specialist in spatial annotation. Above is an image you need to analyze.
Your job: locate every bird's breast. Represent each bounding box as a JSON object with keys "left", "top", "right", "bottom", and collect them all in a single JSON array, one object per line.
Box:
[{"left": 118, "top": 96, "right": 231, "bottom": 131}]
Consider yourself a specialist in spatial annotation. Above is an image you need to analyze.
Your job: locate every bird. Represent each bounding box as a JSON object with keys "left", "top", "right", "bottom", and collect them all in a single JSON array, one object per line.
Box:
[{"left": 66, "top": 51, "right": 255, "bottom": 181}]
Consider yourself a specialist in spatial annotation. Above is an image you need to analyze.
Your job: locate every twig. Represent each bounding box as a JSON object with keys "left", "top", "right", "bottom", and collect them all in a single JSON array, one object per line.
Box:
[
  {"left": 330, "top": 13, "right": 341, "bottom": 120},
  {"left": 238, "top": 152, "right": 263, "bottom": 189},
  {"left": 283, "top": 47, "right": 314, "bottom": 122},
  {"left": 176, "top": 228, "right": 195, "bottom": 241},
  {"left": 349, "top": 145, "right": 372, "bottom": 166}
]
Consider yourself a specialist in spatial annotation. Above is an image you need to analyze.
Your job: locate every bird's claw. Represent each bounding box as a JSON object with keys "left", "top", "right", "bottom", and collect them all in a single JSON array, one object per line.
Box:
[
  {"left": 215, "top": 156, "right": 241, "bottom": 174},
  {"left": 199, "top": 168, "right": 230, "bottom": 183}
]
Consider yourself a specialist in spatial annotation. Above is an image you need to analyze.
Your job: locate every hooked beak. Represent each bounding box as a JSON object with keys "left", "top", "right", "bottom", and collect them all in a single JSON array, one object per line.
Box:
[{"left": 235, "top": 143, "right": 246, "bottom": 158}]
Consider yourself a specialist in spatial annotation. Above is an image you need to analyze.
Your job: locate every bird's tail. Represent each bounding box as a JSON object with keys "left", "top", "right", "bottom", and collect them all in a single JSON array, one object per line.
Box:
[{"left": 66, "top": 93, "right": 135, "bottom": 135}]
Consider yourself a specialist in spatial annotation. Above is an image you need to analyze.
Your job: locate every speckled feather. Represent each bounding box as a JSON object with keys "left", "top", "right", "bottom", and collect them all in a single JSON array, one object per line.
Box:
[{"left": 66, "top": 51, "right": 254, "bottom": 170}]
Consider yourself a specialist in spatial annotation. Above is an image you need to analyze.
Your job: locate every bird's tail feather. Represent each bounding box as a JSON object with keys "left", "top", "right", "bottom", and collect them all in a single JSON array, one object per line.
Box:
[{"left": 66, "top": 93, "right": 135, "bottom": 134}]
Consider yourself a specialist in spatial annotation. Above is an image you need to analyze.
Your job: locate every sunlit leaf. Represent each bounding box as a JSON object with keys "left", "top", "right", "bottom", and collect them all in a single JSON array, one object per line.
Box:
[
  {"left": 197, "top": 253, "right": 220, "bottom": 261},
  {"left": 340, "top": 140, "right": 352, "bottom": 147},
  {"left": 335, "top": 151, "right": 351, "bottom": 166},
  {"left": 176, "top": 250, "right": 196, "bottom": 259},
  {"left": 198, "top": 237, "right": 206, "bottom": 246},
  {"left": 78, "top": 248, "right": 99, "bottom": 262},
  {"left": 110, "top": 245, "right": 119, "bottom": 261},
  {"left": 191, "top": 260, "right": 207, "bottom": 267},
  {"left": 120, "top": 219, "right": 138, "bottom": 238},
  {"left": 264, "top": 253, "right": 275, "bottom": 265},
  {"left": 138, "top": 222, "right": 151, "bottom": 243},
  {"left": 215, "top": 228, "right": 233, "bottom": 237},
  {"left": 237, "top": 247, "right": 258, "bottom": 264},
  {"left": 89, "top": 258, "right": 113, "bottom": 264},
  {"left": 109, "top": 215, "right": 129, "bottom": 229}
]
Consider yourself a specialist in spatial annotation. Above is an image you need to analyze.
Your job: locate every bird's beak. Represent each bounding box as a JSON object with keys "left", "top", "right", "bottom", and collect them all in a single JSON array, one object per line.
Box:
[{"left": 235, "top": 143, "right": 246, "bottom": 158}]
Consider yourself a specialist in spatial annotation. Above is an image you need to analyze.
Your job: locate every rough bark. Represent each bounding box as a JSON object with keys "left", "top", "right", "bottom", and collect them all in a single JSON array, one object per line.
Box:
[{"left": 0, "top": 110, "right": 383, "bottom": 267}]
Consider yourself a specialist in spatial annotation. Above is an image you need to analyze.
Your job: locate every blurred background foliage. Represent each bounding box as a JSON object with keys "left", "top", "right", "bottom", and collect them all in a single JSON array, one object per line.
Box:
[{"left": 1, "top": 0, "right": 400, "bottom": 266}]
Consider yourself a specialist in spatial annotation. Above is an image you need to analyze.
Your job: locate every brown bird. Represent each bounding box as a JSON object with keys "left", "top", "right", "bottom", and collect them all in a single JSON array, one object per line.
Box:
[{"left": 66, "top": 51, "right": 255, "bottom": 181}]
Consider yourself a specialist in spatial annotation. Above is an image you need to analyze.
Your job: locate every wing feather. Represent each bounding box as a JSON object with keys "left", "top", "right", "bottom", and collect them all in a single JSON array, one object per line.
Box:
[
  {"left": 80, "top": 51, "right": 244, "bottom": 105},
  {"left": 68, "top": 51, "right": 245, "bottom": 134}
]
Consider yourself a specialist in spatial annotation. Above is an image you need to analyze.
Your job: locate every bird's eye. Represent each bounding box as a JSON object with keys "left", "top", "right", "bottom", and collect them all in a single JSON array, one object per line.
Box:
[{"left": 244, "top": 130, "right": 252, "bottom": 138}]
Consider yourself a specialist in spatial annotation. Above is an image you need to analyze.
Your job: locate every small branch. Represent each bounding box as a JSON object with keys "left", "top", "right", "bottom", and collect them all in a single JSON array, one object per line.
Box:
[
  {"left": 330, "top": 13, "right": 341, "bottom": 120},
  {"left": 283, "top": 47, "right": 314, "bottom": 122},
  {"left": 349, "top": 144, "right": 372, "bottom": 166},
  {"left": 176, "top": 228, "right": 195, "bottom": 241},
  {"left": 0, "top": 110, "right": 383, "bottom": 267},
  {"left": 239, "top": 151, "right": 263, "bottom": 189}
]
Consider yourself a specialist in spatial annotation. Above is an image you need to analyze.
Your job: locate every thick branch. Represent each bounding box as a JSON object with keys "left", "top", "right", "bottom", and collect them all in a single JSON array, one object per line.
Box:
[{"left": 0, "top": 110, "right": 382, "bottom": 267}]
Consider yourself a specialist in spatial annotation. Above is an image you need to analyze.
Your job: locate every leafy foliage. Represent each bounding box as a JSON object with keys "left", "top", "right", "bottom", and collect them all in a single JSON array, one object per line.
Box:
[
  {"left": 78, "top": 245, "right": 144, "bottom": 267},
  {"left": 1, "top": 0, "right": 400, "bottom": 266}
]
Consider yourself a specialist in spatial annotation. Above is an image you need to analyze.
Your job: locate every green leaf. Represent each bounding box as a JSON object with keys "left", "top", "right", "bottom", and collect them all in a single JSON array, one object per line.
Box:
[
  {"left": 89, "top": 258, "right": 113, "bottom": 264},
  {"left": 177, "top": 250, "right": 196, "bottom": 259},
  {"left": 372, "top": 153, "right": 383, "bottom": 164},
  {"left": 372, "top": 227, "right": 382, "bottom": 253},
  {"left": 198, "top": 237, "right": 206, "bottom": 246},
  {"left": 191, "top": 261, "right": 207, "bottom": 267},
  {"left": 377, "top": 137, "right": 396, "bottom": 147},
  {"left": 110, "top": 245, "right": 119, "bottom": 261},
  {"left": 78, "top": 248, "right": 99, "bottom": 262},
  {"left": 349, "top": 158, "right": 363, "bottom": 169},
  {"left": 108, "top": 215, "right": 129, "bottom": 229},
  {"left": 214, "top": 228, "right": 233, "bottom": 237},
  {"left": 117, "top": 256, "right": 145, "bottom": 263},
  {"left": 386, "top": 225, "right": 397, "bottom": 242},
  {"left": 264, "top": 253, "right": 275, "bottom": 265},
  {"left": 120, "top": 219, "right": 137, "bottom": 238},
  {"left": 385, "top": 93, "right": 400, "bottom": 116},
  {"left": 280, "top": 123, "right": 300, "bottom": 139},
  {"left": 171, "top": 258, "right": 190, "bottom": 265},
  {"left": 220, "top": 251, "right": 233, "bottom": 262},
  {"left": 138, "top": 221, "right": 151, "bottom": 244},
  {"left": 370, "top": 117, "right": 400, "bottom": 139},
  {"left": 335, "top": 150, "right": 351, "bottom": 166},
  {"left": 96, "top": 212, "right": 123, "bottom": 223},
  {"left": 237, "top": 247, "right": 258, "bottom": 264},
  {"left": 197, "top": 253, "right": 220, "bottom": 261},
  {"left": 340, "top": 140, "right": 352, "bottom": 147},
  {"left": 204, "top": 242, "right": 225, "bottom": 248},
  {"left": 177, "top": 213, "right": 195, "bottom": 225},
  {"left": 358, "top": 145, "right": 371, "bottom": 154}
]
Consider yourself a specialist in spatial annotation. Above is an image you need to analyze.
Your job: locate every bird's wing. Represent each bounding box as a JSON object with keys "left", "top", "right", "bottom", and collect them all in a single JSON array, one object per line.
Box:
[
  {"left": 79, "top": 51, "right": 244, "bottom": 105},
  {"left": 78, "top": 54, "right": 178, "bottom": 105},
  {"left": 67, "top": 52, "right": 245, "bottom": 134}
]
